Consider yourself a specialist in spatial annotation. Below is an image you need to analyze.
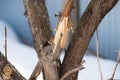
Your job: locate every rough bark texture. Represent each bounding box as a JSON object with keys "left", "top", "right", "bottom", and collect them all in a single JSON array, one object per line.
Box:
[
  {"left": 23, "top": 0, "right": 53, "bottom": 57},
  {"left": 60, "top": 0, "right": 118, "bottom": 80},
  {"left": 23, "top": 0, "right": 59, "bottom": 80},
  {"left": 71, "top": 0, "right": 79, "bottom": 27},
  {"left": 0, "top": 0, "right": 118, "bottom": 80},
  {"left": 0, "top": 52, "right": 26, "bottom": 80},
  {"left": 23, "top": 0, "right": 118, "bottom": 80},
  {"left": 23, "top": 0, "right": 76, "bottom": 79}
]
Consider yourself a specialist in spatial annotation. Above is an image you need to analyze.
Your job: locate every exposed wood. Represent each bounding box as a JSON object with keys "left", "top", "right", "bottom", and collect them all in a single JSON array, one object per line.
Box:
[
  {"left": 23, "top": 0, "right": 118, "bottom": 80},
  {"left": 0, "top": 52, "right": 26, "bottom": 80},
  {"left": 61, "top": 0, "right": 118, "bottom": 80},
  {"left": 50, "top": 0, "right": 75, "bottom": 79},
  {"left": 53, "top": 16, "right": 73, "bottom": 60},
  {"left": 0, "top": 0, "right": 118, "bottom": 80}
]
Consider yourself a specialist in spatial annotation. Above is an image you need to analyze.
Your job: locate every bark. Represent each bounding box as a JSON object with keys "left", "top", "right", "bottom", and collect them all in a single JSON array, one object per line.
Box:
[
  {"left": 0, "top": 0, "right": 118, "bottom": 80},
  {"left": 71, "top": 0, "right": 79, "bottom": 27},
  {"left": 23, "top": 0, "right": 59, "bottom": 80},
  {"left": 0, "top": 52, "right": 26, "bottom": 80},
  {"left": 23, "top": 0, "right": 75, "bottom": 79},
  {"left": 61, "top": 0, "right": 74, "bottom": 17},
  {"left": 29, "top": 60, "right": 42, "bottom": 80},
  {"left": 23, "top": 0, "right": 118, "bottom": 80},
  {"left": 61, "top": 0, "right": 118, "bottom": 80},
  {"left": 23, "top": 0, "right": 53, "bottom": 58}
]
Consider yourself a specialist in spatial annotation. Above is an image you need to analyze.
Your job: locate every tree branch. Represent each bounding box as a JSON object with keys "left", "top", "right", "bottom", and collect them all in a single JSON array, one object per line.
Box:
[
  {"left": 23, "top": 0, "right": 59, "bottom": 80},
  {"left": 61, "top": 0, "right": 118, "bottom": 80},
  {"left": 53, "top": 0, "right": 74, "bottom": 60},
  {"left": 23, "top": 0, "right": 54, "bottom": 57},
  {"left": 0, "top": 52, "right": 26, "bottom": 80},
  {"left": 29, "top": 60, "right": 43, "bottom": 80},
  {"left": 60, "top": 60, "right": 85, "bottom": 80}
]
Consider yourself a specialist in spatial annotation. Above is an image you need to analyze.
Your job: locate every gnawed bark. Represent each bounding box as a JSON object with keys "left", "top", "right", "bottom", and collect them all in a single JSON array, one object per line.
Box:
[
  {"left": 61, "top": 0, "right": 118, "bottom": 80},
  {"left": 0, "top": 52, "right": 26, "bottom": 80}
]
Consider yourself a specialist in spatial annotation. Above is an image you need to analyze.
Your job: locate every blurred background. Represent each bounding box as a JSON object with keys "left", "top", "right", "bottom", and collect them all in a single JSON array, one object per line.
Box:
[{"left": 0, "top": 0, "right": 120, "bottom": 61}]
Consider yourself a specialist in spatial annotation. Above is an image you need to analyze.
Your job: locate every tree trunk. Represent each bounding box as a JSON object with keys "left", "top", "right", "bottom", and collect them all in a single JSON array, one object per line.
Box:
[{"left": 60, "top": 0, "right": 118, "bottom": 80}]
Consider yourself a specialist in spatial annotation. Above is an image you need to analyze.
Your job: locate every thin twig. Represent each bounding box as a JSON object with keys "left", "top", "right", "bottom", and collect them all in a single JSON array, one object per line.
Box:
[
  {"left": 4, "top": 27, "right": 7, "bottom": 60},
  {"left": 96, "top": 29, "right": 103, "bottom": 80},
  {"left": 110, "top": 50, "right": 120, "bottom": 80},
  {"left": 60, "top": 60, "right": 85, "bottom": 80}
]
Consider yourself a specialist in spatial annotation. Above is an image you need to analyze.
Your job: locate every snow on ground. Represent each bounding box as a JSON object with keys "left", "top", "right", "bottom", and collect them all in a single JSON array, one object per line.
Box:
[
  {"left": 78, "top": 50, "right": 120, "bottom": 80},
  {"left": 0, "top": 20, "right": 120, "bottom": 80}
]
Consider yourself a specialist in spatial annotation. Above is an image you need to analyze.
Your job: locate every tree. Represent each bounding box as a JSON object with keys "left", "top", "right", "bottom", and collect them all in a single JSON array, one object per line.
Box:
[{"left": 0, "top": 0, "right": 118, "bottom": 80}]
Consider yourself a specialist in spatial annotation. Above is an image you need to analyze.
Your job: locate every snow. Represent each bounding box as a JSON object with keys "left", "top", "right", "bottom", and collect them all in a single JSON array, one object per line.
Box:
[
  {"left": 0, "top": 20, "right": 120, "bottom": 80},
  {"left": 79, "top": 50, "right": 120, "bottom": 80}
]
